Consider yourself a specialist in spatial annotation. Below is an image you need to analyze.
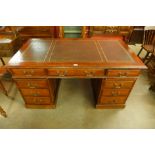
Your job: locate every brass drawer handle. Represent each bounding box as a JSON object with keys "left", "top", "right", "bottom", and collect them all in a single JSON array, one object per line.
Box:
[
  {"left": 57, "top": 71, "right": 67, "bottom": 77},
  {"left": 38, "top": 99, "right": 42, "bottom": 103},
  {"left": 23, "top": 70, "right": 34, "bottom": 76},
  {"left": 33, "top": 93, "right": 39, "bottom": 97},
  {"left": 111, "top": 91, "right": 119, "bottom": 96},
  {"left": 85, "top": 71, "right": 94, "bottom": 77},
  {"left": 118, "top": 72, "right": 127, "bottom": 77},
  {"left": 33, "top": 99, "right": 43, "bottom": 103},
  {"left": 31, "top": 70, "right": 34, "bottom": 74},
  {"left": 23, "top": 70, "right": 27, "bottom": 74},
  {"left": 113, "top": 83, "right": 122, "bottom": 88},
  {"left": 59, "top": 74, "right": 65, "bottom": 77},
  {"left": 32, "top": 98, "right": 42, "bottom": 103},
  {"left": 27, "top": 83, "right": 36, "bottom": 88}
]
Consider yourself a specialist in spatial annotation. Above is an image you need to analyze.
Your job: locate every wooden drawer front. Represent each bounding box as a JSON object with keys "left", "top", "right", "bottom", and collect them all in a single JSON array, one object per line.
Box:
[
  {"left": 48, "top": 69, "right": 105, "bottom": 77},
  {"left": 100, "top": 97, "right": 126, "bottom": 104},
  {"left": 11, "top": 69, "right": 46, "bottom": 76},
  {"left": 16, "top": 79, "right": 48, "bottom": 88},
  {"left": 104, "top": 80, "right": 135, "bottom": 89},
  {"left": 107, "top": 70, "right": 140, "bottom": 77},
  {"left": 102, "top": 89, "right": 130, "bottom": 96},
  {"left": 0, "top": 44, "right": 11, "bottom": 50},
  {"left": 0, "top": 49, "right": 12, "bottom": 57},
  {"left": 20, "top": 89, "right": 50, "bottom": 97},
  {"left": 25, "top": 97, "right": 51, "bottom": 105}
]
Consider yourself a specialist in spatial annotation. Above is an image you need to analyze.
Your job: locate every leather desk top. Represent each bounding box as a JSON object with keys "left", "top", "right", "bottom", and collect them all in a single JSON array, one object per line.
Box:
[{"left": 7, "top": 38, "right": 146, "bottom": 69}]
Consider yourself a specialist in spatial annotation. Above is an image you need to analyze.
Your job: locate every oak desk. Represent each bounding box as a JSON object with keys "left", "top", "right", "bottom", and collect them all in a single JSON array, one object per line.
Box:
[{"left": 6, "top": 38, "right": 146, "bottom": 109}]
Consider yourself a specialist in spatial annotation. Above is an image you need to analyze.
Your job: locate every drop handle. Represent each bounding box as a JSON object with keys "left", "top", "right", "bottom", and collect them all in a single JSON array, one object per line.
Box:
[
  {"left": 85, "top": 71, "right": 94, "bottom": 77},
  {"left": 23, "top": 70, "right": 28, "bottom": 74},
  {"left": 113, "top": 83, "right": 122, "bottom": 88},
  {"left": 23, "top": 70, "right": 34, "bottom": 76},
  {"left": 31, "top": 70, "right": 34, "bottom": 74},
  {"left": 57, "top": 71, "right": 67, "bottom": 77},
  {"left": 111, "top": 91, "right": 119, "bottom": 96},
  {"left": 27, "top": 83, "right": 36, "bottom": 88},
  {"left": 33, "top": 93, "right": 40, "bottom": 97},
  {"left": 32, "top": 98, "right": 42, "bottom": 103},
  {"left": 38, "top": 99, "right": 42, "bottom": 103},
  {"left": 118, "top": 72, "right": 127, "bottom": 77}
]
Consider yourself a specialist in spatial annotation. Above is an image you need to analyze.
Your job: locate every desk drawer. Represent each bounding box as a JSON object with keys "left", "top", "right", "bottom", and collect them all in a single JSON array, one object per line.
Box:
[
  {"left": 0, "top": 49, "right": 13, "bottom": 57},
  {"left": 0, "top": 44, "right": 11, "bottom": 50},
  {"left": 102, "top": 88, "right": 130, "bottom": 96},
  {"left": 48, "top": 69, "right": 105, "bottom": 77},
  {"left": 100, "top": 96, "right": 126, "bottom": 104},
  {"left": 25, "top": 97, "right": 51, "bottom": 105},
  {"left": 11, "top": 69, "right": 46, "bottom": 76},
  {"left": 104, "top": 80, "right": 135, "bottom": 89},
  {"left": 16, "top": 79, "right": 48, "bottom": 88},
  {"left": 20, "top": 89, "right": 50, "bottom": 97},
  {"left": 107, "top": 70, "right": 140, "bottom": 77}
]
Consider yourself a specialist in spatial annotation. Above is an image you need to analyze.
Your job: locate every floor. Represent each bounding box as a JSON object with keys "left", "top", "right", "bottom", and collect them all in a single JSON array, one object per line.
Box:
[{"left": 0, "top": 44, "right": 155, "bottom": 129}]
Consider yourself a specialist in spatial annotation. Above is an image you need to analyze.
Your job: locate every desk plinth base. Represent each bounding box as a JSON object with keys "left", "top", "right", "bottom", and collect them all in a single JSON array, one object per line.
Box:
[
  {"left": 25, "top": 104, "right": 56, "bottom": 109},
  {"left": 96, "top": 104, "right": 125, "bottom": 109}
]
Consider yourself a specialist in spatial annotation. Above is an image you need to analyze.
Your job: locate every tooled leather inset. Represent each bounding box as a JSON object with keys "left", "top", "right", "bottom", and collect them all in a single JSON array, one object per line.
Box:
[
  {"left": 97, "top": 40, "right": 135, "bottom": 63},
  {"left": 48, "top": 40, "right": 106, "bottom": 62},
  {"left": 22, "top": 39, "right": 53, "bottom": 61}
]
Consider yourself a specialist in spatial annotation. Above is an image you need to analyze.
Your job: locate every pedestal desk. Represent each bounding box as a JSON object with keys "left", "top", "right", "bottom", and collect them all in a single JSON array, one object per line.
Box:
[{"left": 6, "top": 38, "right": 146, "bottom": 109}]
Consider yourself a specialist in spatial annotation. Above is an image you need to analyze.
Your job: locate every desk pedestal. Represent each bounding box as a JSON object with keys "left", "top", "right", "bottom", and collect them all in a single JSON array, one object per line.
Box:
[{"left": 14, "top": 78, "right": 59, "bottom": 108}]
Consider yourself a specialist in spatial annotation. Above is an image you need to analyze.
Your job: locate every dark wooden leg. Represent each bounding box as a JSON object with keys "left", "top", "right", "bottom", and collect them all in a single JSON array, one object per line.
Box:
[
  {"left": 143, "top": 52, "right": 150, "bottom": 62},
  {"left": 137, "top": 47, "right": 143, "bottom": 56},
  {"left": 0, "top": 106, "right": 7, "bottom": 117},
  {"left": 0, "top": 81, "right": 8, "bottom": 96},
  {"left": 0, "top": 80, "right": 8, "bottom": 117},
  {"left": 0, "top": 57, "right": 5, "bottom": 66}
]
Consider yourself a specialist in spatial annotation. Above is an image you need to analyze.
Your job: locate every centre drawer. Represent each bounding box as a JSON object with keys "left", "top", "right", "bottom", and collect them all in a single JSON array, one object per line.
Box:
[
  {"left": 104, "top": 80, "right": 135, "bottom": 89},
  {"left": 20, "top": 89, "right": 50, "bottom": 96},
  {"left": 25, "top": 97, "right": 51, "bottom": 105},
  {"left": 47, "top": 68, "right": 105, "bottom": 77},
  {"left": 11, "top": 68, "right": 46, "bottom": 76},
  {"left": 15, "top": 79, "right": 48, "bottom": 88}
]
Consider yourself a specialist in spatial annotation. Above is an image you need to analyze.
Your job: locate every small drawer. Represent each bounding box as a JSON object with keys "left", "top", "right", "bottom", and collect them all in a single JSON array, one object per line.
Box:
[
  {"left": 100, "top": 96, "right": 126, "bottom": 104},
  {"left": 104, "top": 80, "right": 135, "bottom": 89},
  {"left": 102, "top": 89, "right": 130, "bottom": 96},
  {"left": 25, "top": 97, "right": 51, "bottom": 105},
  {"left": 47, "top": 69, "right": 75, "bottom": 77},
  {"left": 11, "top": 69, "right": 46, "bottom": 76},
  {"left": 107, "top": 70, "right": 140, "bottom": 77},
  {"left": 16, "top": 79, "right": 48, "bottom": 88},
  {"left": 84, "top": 69, "right": 105, "bottom": 77},
  {"left": 0, "top": 49, "right": 12, "bottom": 57},
  {"left": 48, "top": 69, "right": 105, "bottom": 77},
  {"left": 0, "top": 44, "right": 10, "bottom": 50},
  {"left": 20, "top": 89, "right": 50, "bottom": 97}
]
